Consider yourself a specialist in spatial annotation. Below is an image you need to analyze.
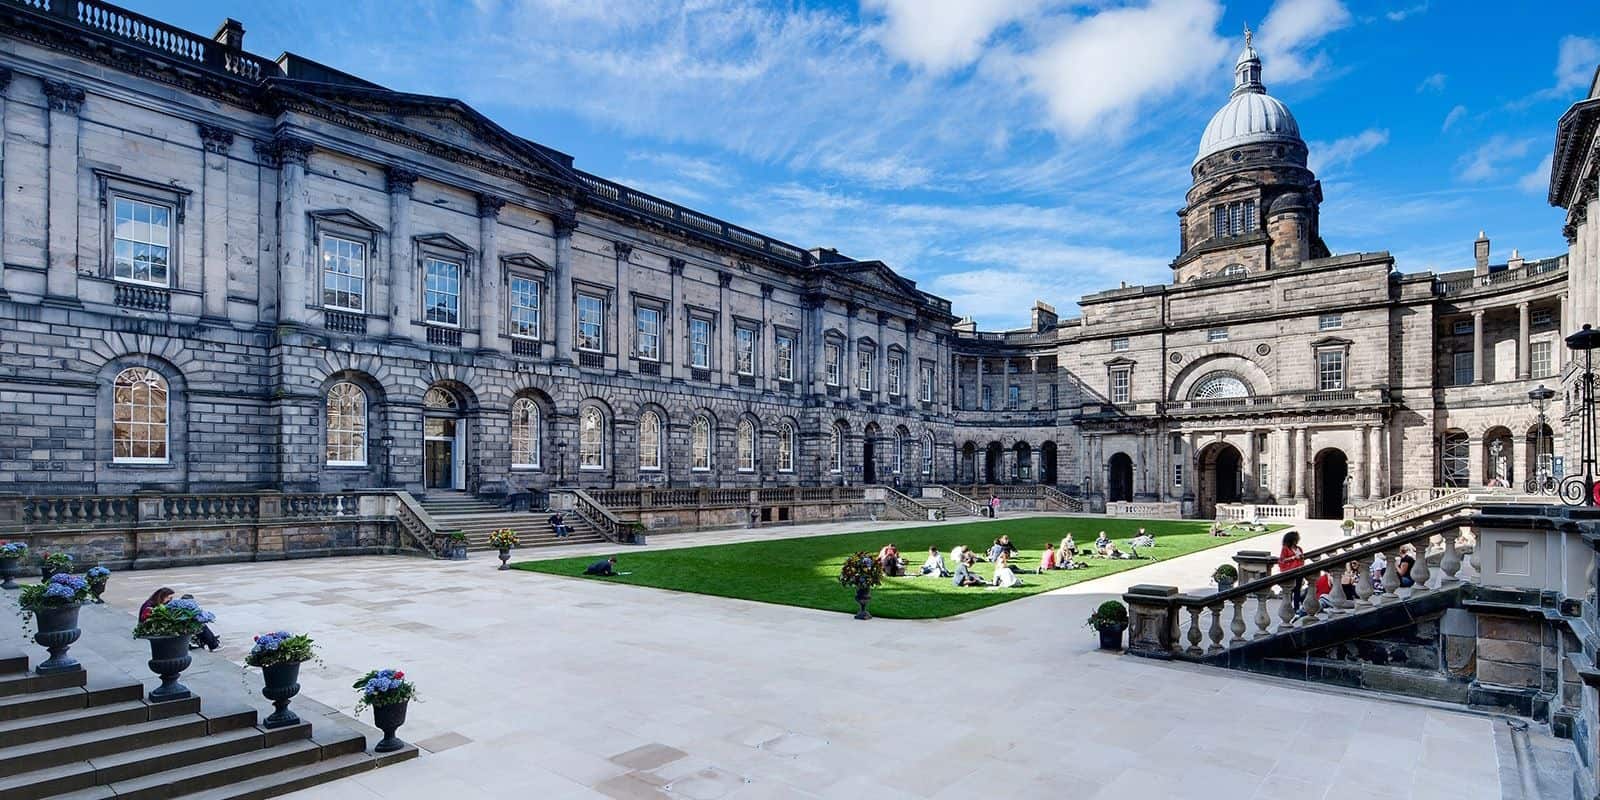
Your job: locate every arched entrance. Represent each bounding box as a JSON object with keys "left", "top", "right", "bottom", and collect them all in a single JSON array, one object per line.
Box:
[
  {"left": 1040, "top": 441, "right": 1058, "bottom": 484},
  {"left": 1196, "top": 442, "right": 1243, "bottom": 519},
  {"left": 1483, "top": 426, "right": 1514, "bottom": 488},
  {"left": 1526, "top": 423, "right": 1555, "bottom": 490},
  {"left": 423, "top": 386, "right": 467, "bottom": 490},
  {"left": 863, "top": 423, "right": 879, "bottom": 484},
  {"left": 960, "top": 442, "right": 977, "bottom": 484},
  {"left": 984, "top": 442, "right": 1002, "bottom": 484},
  {"left": 1107, "top": 452, "right": 1134, "bottom": 502},
  {"left": 1313, "top": 448, "right": 1349, "bottom": 519},
  {"left": 1013, "top": 442, "right": 1032, "bottom": 482}
]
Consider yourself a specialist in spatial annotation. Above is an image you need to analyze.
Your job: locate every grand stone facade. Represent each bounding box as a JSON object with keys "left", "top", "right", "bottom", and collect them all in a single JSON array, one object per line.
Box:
[{"left": 0, "top": 5, "right": 1586, "bottom": 519}]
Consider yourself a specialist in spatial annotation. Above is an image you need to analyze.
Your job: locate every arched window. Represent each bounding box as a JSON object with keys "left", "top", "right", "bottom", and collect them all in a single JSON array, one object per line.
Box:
[
  {"left": 691, "top": 415, "right": 713, "bottom": 471},
  {"left": 777, "top": 422, "right": 795, "bottom": 473},
  {"left": 737, "top": 419, "right": 756, "bottom": 472},
  {"left": 638, "top": 410, "right": 662, "bottom": 471},
  {"left": 579, "top": 407, "right": 605, "bottom": 469},
  {"left": 1190, "top": 373, "right": 1250, "bottom": 400},
  {"left": 510, "top": 398, "right": 540, "bottom": 468},
  {"left": 424, "top": 387, "right": 458, "bottom": 411},
  {"left": 325, "top": 382, "right": 367, "bottom": 466},
  {"left": 921, "top": 432, "right": 934, "bottom": 474},
  {"left": 112, "top": 367, "right": 169, "bottom": 463},
  {"left": 830, "top": 424, "right": 844, "bottom": 473},
  {"left": 1440, "top": 431, "right": 1468, "bottom": 487}
]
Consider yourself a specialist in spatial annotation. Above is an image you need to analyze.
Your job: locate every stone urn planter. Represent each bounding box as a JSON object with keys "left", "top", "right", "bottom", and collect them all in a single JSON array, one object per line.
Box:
[
  {"left": 372, "top": 701, "right": 409, "bottom": 753},
  {"left": 143, "top": 635, "right": 193, "bottom": 702},
  {"left": 87, "top": 579, "right": 107, "bottom": 604},
  {"left": 497, "top": 548, "right": 511, "bottom": 570},
  {"left": 0, "top": 556, "right": 20, "bottom": 590},
  {"left": 1096, "top": 624, "right": 1126, "bottom": 651},
  {"left": 33, "top": 604, "right": 83, "bottom": 674},
  {"left": 853, "top": 586, "right": 872, "bottom": 620},
  {"left": 1087, "top": 600, "right": 1129, "bottom": 652},
  {"left": 261, "top": 662, "right": 303, "bottom": 728},
  {"left": 86, "top": 568, "right": 110, "bottom": 604}
]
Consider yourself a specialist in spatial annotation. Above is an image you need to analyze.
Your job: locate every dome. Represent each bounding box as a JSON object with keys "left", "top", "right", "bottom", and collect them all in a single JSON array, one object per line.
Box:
[{"left": 1193, "top": 29, "right": 1303, "bottom": 165}]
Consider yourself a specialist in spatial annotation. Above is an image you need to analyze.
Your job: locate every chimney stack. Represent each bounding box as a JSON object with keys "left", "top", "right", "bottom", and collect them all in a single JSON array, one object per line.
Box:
[
  {"left": 1474, "top": 230, "right": 1490, "bottom": 274},
  {"left": 1508, "top": 248, "right": 1524, "bottom": 271}
]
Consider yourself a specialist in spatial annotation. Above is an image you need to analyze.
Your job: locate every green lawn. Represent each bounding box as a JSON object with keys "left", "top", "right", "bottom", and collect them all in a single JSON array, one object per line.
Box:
[{"left": 512, "top": 517, "right": 1281, "bottom": 619}]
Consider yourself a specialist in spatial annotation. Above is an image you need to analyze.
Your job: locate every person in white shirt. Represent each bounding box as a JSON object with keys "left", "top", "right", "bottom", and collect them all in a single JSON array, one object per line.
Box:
[
  {"left": 920, "top": 546, "right": 951, "bottom": 578},
  {"left": 992, "top": 552, "right": 1023, "bottom": 588}
]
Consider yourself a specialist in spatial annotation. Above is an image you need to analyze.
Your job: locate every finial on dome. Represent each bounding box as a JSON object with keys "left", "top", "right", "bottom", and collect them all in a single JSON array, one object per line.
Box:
[
  {"left": 1244, "top": 23, "right": 1252, "bottom": 49},
  {"left": 1232, "top": 24, "right": 1264, "bottom": 96}
]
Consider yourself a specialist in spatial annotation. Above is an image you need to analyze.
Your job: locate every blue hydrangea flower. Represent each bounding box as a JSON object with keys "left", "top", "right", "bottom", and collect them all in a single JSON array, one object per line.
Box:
[
  {"left": 165, "top": 597, "right": 216, "bottom": 624},
  {"left": 43, "top": 582, "right": 77, "bottom": 599},
  {"left": 0, "top": 542, "right": 26, "bottom": 557},
  {"left": 87, "top": 566, "right": 110, "bottom": 579},
  {"left": 49, "top": 573, "right": 88, "bottom": 591}
]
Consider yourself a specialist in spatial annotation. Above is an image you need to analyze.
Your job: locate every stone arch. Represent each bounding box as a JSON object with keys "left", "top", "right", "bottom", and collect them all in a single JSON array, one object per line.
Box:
[
  {"left": 1482, "top": 425, "right": 1514, "bottom": 488},
  {"left": 1526, "top": 422, "right": 1555, "bottom": 488},
  {"left": 1196, "top": 441, "right": 1244, "bottom": 518},
  {"left": 1107, "top": 451, "right": 1134, "bottom": 502},
  {"left": 1312, "top": 447, "right": 1349, "bottom": 519},
  {"left": 97, "top": 353, "right": 191, "bottom": 488},
  {"left": 1168, "top": 353, "right": 1273, "bottom": 401},
  {"left": 984, "top": 441, "right": 1003, "bottom": 484}
]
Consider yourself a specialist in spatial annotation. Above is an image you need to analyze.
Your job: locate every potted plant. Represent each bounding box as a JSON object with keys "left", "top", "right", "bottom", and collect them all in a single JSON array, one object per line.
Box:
[
  {"left": 19, "top": 573, "right": 91, "bottom": 673},
  {"left": 85, "top": 566, "right": 111, "bottom": 603},
  {"left": 1212, "top": 563, "right": 1238, "bottom": 592},
  {"left": 0, "top": 541, "right": 26, "bottom": 590},
  {"left": 1086, "top": 600, "right": 1129, "bottom": 651},
  {"left": 1340, "top": 519, "right": 1356, "bottom": 535},
  {"left": 446, "top": 531, "right": 468, "bottom": 561},
  {"left": 354, "top": 669, "right": 416, "bottom": 753},
  {"left": 246, "top": 632, "right": 317, "bottom": 729},
  {"left": 40, "top": 551, "right": 72, "bottom": 581},
  {"left": 488, "top": 529, "right": 519, "bottom": 570},
  {"left": 837, "top": 551, "right": 884, "bottom": 620},
  {"left": 131, "top": 598, "right": 216, "bottom": 702}
]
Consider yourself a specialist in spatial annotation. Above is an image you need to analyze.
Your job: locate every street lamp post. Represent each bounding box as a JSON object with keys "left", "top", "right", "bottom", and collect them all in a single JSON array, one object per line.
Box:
[
  {"left": 1561, "top": 324, "right": 1600, "bottom": 507},
  {"left": 1527, "top": 384, "right": 1555, "bottom": 494},
  {"left": 556, "top": 440, "right": 568, "bottom": 487}
]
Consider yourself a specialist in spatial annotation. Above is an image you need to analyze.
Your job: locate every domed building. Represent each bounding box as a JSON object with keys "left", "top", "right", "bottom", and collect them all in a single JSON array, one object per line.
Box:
[{"left": 1175, "top": 30, "right": 1329, "bottom": 283}]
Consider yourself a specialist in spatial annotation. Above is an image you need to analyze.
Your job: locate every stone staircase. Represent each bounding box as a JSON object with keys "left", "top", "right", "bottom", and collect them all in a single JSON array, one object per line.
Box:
[
  {"left": 0, "top": 650, "right": 410, "bottom": 799},
  {"left": 419, "top": 491, "right": 606, "bottom": 550},
  {"left": 913, "top": 497, "right": 973, "bottom": 518}
]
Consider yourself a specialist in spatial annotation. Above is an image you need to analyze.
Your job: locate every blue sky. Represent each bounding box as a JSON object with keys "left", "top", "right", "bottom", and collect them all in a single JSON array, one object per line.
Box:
[{"left": 143, "top": 0, "right": 1598, "bottom": 329}]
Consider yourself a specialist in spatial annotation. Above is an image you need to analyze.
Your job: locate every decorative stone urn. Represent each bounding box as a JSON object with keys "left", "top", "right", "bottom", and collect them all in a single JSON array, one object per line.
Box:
[
  {"left": 144, "top": 635, "right": 193, "bottom": 702},
  {"left": 372, "top": 701, "right": 409, "bottom": 753},
  {"left": 261, "top": 662, "right": 303, "bottom": 728},
  {"left": 87, "top": 578, "right": 108, "bottom": 604},
  {"left": 33, "top": 604, "right": 83, "bottom": 674},
  {"left": 1097, "top": 624, "right": 1126, "bottom": 651},
  {"left": 0, "top": 557, "right": 19, "bottom": 590},
  {"left": 853, "top": 586, "right": 872, "bottom": 620},
  {"left": 497, "top": 548, "right": 511, "bottom": 570}
]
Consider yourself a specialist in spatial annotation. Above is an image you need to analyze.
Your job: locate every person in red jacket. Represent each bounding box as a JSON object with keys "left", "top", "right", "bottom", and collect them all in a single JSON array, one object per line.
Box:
[{"left": 1278, "top": 531, "right": 1307, "bottom": 613}]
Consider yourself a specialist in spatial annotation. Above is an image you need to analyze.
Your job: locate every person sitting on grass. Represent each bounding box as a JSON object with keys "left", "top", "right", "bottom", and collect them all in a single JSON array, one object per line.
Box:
[
  {"left": 1130, "top": 528, "right": 1155, "bottom": 548},
  {"left": 1094, "top": 531, "right": 1112, "bottom": 556},
  {"left": 878, "top": 544, "right": 906, "bottom": 577},
  {"left": 920, "top": 546, "right": 951, "bottom": 578},
  {"left": 952, "top": 558, "right": 987, "bottom": 588},
  {"left": 950, "top": 544, "right": 970, "bottom": 566},
  {"left": 986, "top": 538, "right": 1005, "bottom": 562},
  {"left": 1038, "top": 543, "right": 1057, "bottom": 573},
  {"left": 1060, "top": 534, "right": 1077, "bottom": 557},
  {"left": 584, "top": 556, "right": 618, "bottom": 576},
  {"left": 991, "top": 552, "right": 1023, "bottom": 588}
]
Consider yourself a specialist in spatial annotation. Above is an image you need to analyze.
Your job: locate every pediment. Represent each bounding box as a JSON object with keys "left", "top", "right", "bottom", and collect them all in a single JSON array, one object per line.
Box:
[
  {"left": 1104, "top": 356, "right": 1137, "bottom": 367},
  {"left": 309, "top": 208, "right": 384, "bottom": 232},
  {"left": 1197, "top": 175, "right": 1259, "bottom": 202},
  {"left": 415, "top": 232, "right": 475, "bottom": 254},
  {"left": 502, "top": 252, "right": 551, "bottom": 271},
  {"left": 1310, "top": 335, "right": 1353, "bottom": 348},
  {"left": 831, "top": 260, "right": 919, "bottom": 298}
]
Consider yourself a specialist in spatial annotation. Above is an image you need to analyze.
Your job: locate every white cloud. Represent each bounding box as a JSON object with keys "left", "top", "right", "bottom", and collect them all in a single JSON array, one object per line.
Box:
[
  {"left": 865, "top": 0, "right": 1044, "bottom": 73},
  {"left": 1257, "top": 0, "right": 1352, "bottom": 84},
  {"left": 1518, "top": 154, "right": 1554, "bottom": 195},
  {"left": 1416, "top": 72, "right": 1446, "bottom": 93},
  {"left": 1554, "top": 36, "right": 1600, "bottom": 94},
  {"left": 1309, "top": 129, "right": 1388, "bottom": 176},
  {"left": 926, "top": 241, "right": 1171, "bottom": 327},
  {"left": 625, "top": 152, "right": 734, "bottom": 188},
  {"left": 1456, "top": 136, "right": 1537, "bottom": 182},
  {"left": 1385, "top": 3, "right": 1428, "bottom": 22},
  {"left": 1441, "top": 104, "right": 1467, "bottom": 132},
  {"left": 1019, "top": 0, "right": 1229, "bottom": 138}
]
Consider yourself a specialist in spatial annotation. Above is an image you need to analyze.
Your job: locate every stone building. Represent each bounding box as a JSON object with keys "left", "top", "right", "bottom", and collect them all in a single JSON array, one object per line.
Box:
[{"left": 0, "top": 5, "right": 1582, "bottom": 519}]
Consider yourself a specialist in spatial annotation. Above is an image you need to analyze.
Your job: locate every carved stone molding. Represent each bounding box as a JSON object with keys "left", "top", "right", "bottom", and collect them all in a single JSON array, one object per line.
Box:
[
  {"left": 0, "top": 67, "right": 13, "bottom": 93},
  {"left": 385, "top": 166, "right": 418, "bottom": 195},
  {"left": 718, "top": 272, "right": 733, "bottom": 288},
  {"left": 477, "top": 194, "right": 505, "bottom": 218},
  {"left": 669, "top": 257, "right": 686, "bottom": 275},
  {"left": 271, "top": 136, "right": 313, "bottom": 168},
  {"left": 41, "top": 79, "right": 84, "bottom": 114},
  {"left": 613, "top": 241, "right": 634, "bottom": 260},
  {"left": 760, "top": 283, "right": 775, "bottom": 299},
  {"left": 551, "top": 209, "right": 578, "bottom": 237},
  {"left": 252, "top": 139, "right": 280, "bottom": 168},
  {"left": 196, "top": 123, "right": 234, "bottom": 155}
]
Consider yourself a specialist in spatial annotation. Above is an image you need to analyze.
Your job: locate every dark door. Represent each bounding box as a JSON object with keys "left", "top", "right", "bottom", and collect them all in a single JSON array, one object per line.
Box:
[
  {"left": 425, "top": 439, "right": 453, "bottom": 489},
  {"left": 1041, "top": 442, "right": 1058, "bottom": 484},
  {"left": 1316, "top": 450, "right": 1349, "bottom": 519},
  {"left": 863, "top": 438, "right": 876, "bottom": 484},
  {"left": 1216, "top": 446, "right": 1241, "bottom": 504},
  {"left": 1108, "top": 452, "right": 1134, "bottom": 502}
]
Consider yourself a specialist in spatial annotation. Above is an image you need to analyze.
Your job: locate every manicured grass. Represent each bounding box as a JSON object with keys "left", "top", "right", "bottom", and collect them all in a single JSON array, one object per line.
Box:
[{"left": 512, "top": 517, "right": 1281, "bottom": 619}]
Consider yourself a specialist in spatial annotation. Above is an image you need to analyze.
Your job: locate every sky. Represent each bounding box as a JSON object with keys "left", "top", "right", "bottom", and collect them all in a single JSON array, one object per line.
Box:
[{"left": 139, "top": 0, "right": 1600, "bottom": 330}]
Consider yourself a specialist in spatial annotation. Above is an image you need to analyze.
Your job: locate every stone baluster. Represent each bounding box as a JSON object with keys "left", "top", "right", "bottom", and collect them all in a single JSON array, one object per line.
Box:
[
  {"left": 1206, "top": 603, "right": 1226, "bottom": 654},
  {"left": 1296, "top": 572, "right": 1321, "bottom": 627},
  {"left": 1229, "top": 596, "right": 1248, "bottom": 644},
  {"left": 1186, "top": 607, "right": 1204, "bottom": 656},
  {"left": 1409, "top": 536, "right": 1432, "bottom": 594},
  {"left": 1353, "top": 555, "right": 1375, "bottom": 608},
  {"left": 1378, "top": 547, "right": 1402, "bottom": 604},
  {"left": 1438, "top": 529, "right": 1463, "bottom": 586},
  {"left": 1276, "top": 581, "right": 1296, "bottom": 632},
  {"left": 1253, "top": 590, "right": 1273, "bottom": 639}
]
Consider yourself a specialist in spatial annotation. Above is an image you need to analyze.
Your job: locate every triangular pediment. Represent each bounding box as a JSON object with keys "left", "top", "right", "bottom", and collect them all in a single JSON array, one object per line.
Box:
[
  {"left": 415, "top": 232, "right": 475, "bottom": 253},
  {"left": 309, "top": 208, "right": 384, "bottom": 232},
  {"left": 1197, "top": 175, "right": 1259, "bottom": 202},
  {"left": 831, "top": 260, "right": 920, "bottom": 298},
  {"left": 502, "top": 252, "right": 550, "bottom": 271}
]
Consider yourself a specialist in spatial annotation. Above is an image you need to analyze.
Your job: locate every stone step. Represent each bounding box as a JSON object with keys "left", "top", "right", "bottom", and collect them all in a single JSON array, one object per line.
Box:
[
  {"left": 0, "top": 696, "right": 199, "bottom": 747},
  {"left": 0, "top": 712, "right": 239, "bottom": 778},
  {"left": 0, "top": 725, "right": 273, "bottom": 799},
  {"left": 0, "top": 681, "right": 142, "bottom": 722},
  {"left": 53, "top": 738, "right": 326, "bottom": 800},
  {"left": 0, "top": 667, "right": 88, "bottom": 698},
  {"left": 0, "top": 652, "right": 28, "bottom": 675},
  {"left": 173, "top": 750, "right": 392, "bottom": 800}
]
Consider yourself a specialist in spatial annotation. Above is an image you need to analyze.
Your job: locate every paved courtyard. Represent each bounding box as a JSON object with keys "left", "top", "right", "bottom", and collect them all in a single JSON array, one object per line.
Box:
[{"left": 88, "top": 515, "right": 1506, "bottom": 800}]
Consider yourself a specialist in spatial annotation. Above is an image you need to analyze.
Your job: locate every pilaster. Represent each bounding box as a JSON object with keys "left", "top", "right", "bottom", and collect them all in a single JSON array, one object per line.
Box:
[
  {"left": 43, "top": 79, "right": 85, "bottom": 306},
  {"left": 197, "top": 123, "right": 234, "bottom": 321}
]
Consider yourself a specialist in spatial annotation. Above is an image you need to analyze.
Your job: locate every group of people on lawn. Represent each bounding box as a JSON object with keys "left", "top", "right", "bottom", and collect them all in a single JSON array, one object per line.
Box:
[{"left": 874, "top": 528, "right": 1155, "bottom": 589}]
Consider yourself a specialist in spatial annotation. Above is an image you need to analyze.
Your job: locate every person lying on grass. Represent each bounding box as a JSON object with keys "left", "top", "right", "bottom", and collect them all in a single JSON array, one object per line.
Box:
[
  {"left": 584, "top": 556, "right": 618, "bottom": 576},
  {"left": 1131, "top": 528, "right": 1155, "bottom": 548},
  {"left": 951, "top": 558, "right": 987, "bottom": 588}
]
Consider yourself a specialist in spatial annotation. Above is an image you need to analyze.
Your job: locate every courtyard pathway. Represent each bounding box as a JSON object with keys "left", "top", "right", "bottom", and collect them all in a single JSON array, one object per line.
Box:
[{"left": 82, "top": 516, "right": 1504, "bottom": 799}]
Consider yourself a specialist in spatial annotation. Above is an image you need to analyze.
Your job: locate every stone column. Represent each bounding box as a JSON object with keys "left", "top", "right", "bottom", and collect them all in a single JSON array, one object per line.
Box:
[
  {"left": 844, "top": 303, "right": 859, "bottom": 392},
  {"left": 805, "top": 293, "right": 825, "bottom": 393},
  {"left": 1029, "top": 356, "right": 1040, "bottom": 409},
  {"left": 197, "top": 124, "right": 233, "bottom": 320},
  {"left": 1294, "top": 428, "right": 1309, "bottom": 500},
  {"left": 1274, "top": 428, "right": 1292, "bottom": 501},
  {"left": 1517, "top": 302, "right": 1531, "bottom": 380},
  {"left": 904, "top": 319, "right": 916, "bottom": 406},
  {"left": 1185, "top": 431, "right": 1199, "bottom": 500},
  {"left": 718, "top": 272, "right": 733, "bottom": 385},
  {"left": 1468, "top": 436, "right": 1484, "bottom": 488},
  {"left": 670, "top": 260, "right": 687, "bottom": 381},
  {"left": 385, "top": 167, "right": 417, "bottom": 342},
  {"left": 760, "top": 284, "right": 774, "bottom": 384},
  {"left": 476, "top": 194, "right": 505, "bottom": 353},
  {"left": 551, "top": 206, "right": 576, "bottom": 363},
  {"left": 1559, "top": 293, "right": 1570, "bottom": 370},
  {"left": 1472, "top": 309, "right": 1486, "bottom": 384},
  {"left": 274, "top": 136, "right": 314, "bottom": 326},
  {"left": 42, "top": 80, "right": 85, "bottom": 305},
  {"left": 1368, "top": 425, "right": 1385, "bottom": 497},
  {"left": 975, "top": 357, "right": 985, "bottom": 409},
  {"left": 0, "top": 69, "right": 10, "bottom": 295},
  {"left": 1030, "top": 448, "right": 1042, "bottom": 484},
  {"left": 1355, "top": 424, "right": 1370, "bottom": 500},
  {"left": 612, "top": 241, "right": 634, "bottom": 366},
  {"left": 1246, "top": 430, "right": 1261, "bottom": 502},
  {"left": 875, "top": 311, "right": 888, "bottom": 399}
]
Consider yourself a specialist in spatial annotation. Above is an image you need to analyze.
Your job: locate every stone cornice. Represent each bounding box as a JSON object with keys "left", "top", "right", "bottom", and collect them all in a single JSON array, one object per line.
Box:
[{"left": 41, "top": 79, "right": 85, "bottom": 114}]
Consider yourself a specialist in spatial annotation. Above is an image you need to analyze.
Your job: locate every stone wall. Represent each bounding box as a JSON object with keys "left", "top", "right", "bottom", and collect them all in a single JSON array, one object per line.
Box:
[{"left": 13, "top": 519, "right": 406, "bottom": 571}]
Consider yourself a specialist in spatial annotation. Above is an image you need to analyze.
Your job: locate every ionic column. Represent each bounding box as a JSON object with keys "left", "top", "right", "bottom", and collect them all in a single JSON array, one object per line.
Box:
[
  {"left": 43, "top": 80, "right": 85, "bottom": 305},
  {"left": 384, "top": 167, "right": 417, "bottom": 342},
  {"left": 273, "top": 136, "right": 314, "bottom": 326},
  {"left": 1368, "top": 425, "right": 1385, "bottom": 497},
  {"left": 1355, "top": 424, "right": 1370, "bottom": 500},
  {"left": 1472, "top": 309, "right": 1486, "bottom": 384},
  {"left": 551, "top": 204, "right": 577, "bottom": 362},
  {"left": 197, "top": 124, "right": 233, "bottom": 320},
  {"left": 1517, "top": 302, "right": 1531, "bottom": 380},
  {"left": 476, "top": 194, "right": 505, "bottom": 353},
  {"left": 1273, "top": 428, "right": 1292, "bottom": 501}
]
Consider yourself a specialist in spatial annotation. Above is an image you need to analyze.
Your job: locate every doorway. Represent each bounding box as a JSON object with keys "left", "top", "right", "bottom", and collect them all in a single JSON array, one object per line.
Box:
[
  {"left": 1313, "top": 448, "right": 1349, "bottom": 519},
  {"left": 1107, "top": 452, "right": 1134, "bottom": 502},
  {"left": 1197, "top": 443, "right": 1243, "bottom": 519},
  {"left": 423, "top": 387, "right": 466, "bottom": 491}
]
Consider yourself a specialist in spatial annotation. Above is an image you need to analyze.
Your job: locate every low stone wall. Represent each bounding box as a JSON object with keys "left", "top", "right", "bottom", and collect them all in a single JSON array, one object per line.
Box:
[
  {"left": 8, "top": 519, "right": 409, "bottom": 571},
  {"left": 622, "top": 500, "right": 871, "bottom": 533}
]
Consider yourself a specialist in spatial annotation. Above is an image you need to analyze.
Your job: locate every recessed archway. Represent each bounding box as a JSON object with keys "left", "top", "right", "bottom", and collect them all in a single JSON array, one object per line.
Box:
[
  {"left": 1313, "top": 448, "right": 1349, "bottom": 519},
  {"left": 1107, "top": 452, "right": 1134, "bottom": 502},
  {"left": 862, "top": 422, "right": 879, "bottom": 484},
  {"left": 984, "top": 442, "right": 1002, "bottom": 484},
  {"left": 423, "top": 385, "right": 468, "bottom": 491},
  {"left": 1483, "top": 426, "right": 1514, "bottom": 488},
  {"left": 1040, "top": 441, "right": 1058, "bottom": 485},
  {"left": 1196, "top": 442, "right": 1243, "bottom": 519}
]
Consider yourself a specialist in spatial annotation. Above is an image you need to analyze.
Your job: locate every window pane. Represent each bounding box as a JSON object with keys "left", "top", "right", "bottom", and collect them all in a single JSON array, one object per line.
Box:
[
  {"left": 509, "top": 276, "right": 541, "bottom": 339},
  {"left": 690, "top": 319, "right": 710, "bottom": 367},
  {"left": 635, "top": 308, "right": 660, "bottom": 360},
  {"left": 639, "top": 411, "right": 661, "bottom": 470},
  {"left": 775, "top": 335, "right": 793, "bottom": 380},
  {"left": 577, "top": 295, "right": 605, "bottom": 351},
  {"left": 511, "top": 398, "right": 540, "bottom": 467},
  {"left": 325, "top": 381, "right": 367, "bottom": 465},
  {"left": 580, "top": 408, "right": 604, "bottom": 467},
  {"left": 424, "top": 259, "right": 461, "bottom": 325},
  {"left": 691, "top": 416, "right": 711, "bottom": 470},
  {"left": 111, "top": 197, "right": 175, "bottom": 286}
]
